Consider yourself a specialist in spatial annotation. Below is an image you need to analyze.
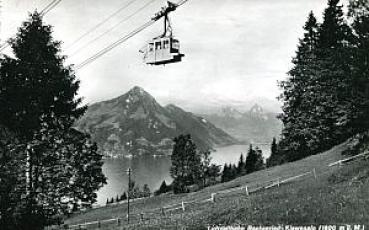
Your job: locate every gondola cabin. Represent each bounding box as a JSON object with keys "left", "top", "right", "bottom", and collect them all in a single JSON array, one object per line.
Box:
[{"left": 142, "top": 36, "right": 184, "bottom": 65}]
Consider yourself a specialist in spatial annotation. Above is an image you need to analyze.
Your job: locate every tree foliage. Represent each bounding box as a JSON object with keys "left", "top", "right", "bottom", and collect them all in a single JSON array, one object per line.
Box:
[
  {"left": 170, "top": 134, "right": 202, "bottom": 193},
  {"left": 199, "top": 150, "right": 221, "bottom": 187},
  {"left": 245, "top": 145, "right": 264, "bottom": 174},
  {"left": 267, "top": 137, "right": 281, "bottom": 167},
  {"left": 277, "top": 0, "right": 369, "bottom": 163},
  {"left": 0, "top": 12, "right": 106, "bottom": 229},
  {"left": 221, "top": 145, "right": 265, "bottom": 182},
  {"left": 154, "top": 180, "right": 171, "bottom": 196}
]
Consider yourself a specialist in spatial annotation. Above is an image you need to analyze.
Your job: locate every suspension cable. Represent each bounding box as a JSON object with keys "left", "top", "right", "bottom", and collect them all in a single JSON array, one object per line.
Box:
[
  {"left": 0, "top": 0, "right": 62, "bottom": 52},
  {"left": 74, "top": 20, "right": 155, "bottom": 70},
  {"left": 66, "top": 0, "right": 139, "bottom": 50},
  {"left": 69, "top": 0, "right": 158, "bottom": 57},
  {"left": 40, "top": 0, "right": 62, "bottom": 16}
]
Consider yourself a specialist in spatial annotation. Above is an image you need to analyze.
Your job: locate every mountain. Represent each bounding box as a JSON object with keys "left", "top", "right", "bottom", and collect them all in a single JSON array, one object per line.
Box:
[
  {"left": 75, "top": 86, "right": 238, "bottom": 157},
  {"left": 201, "top": 104, "right": 282, "bottom": 144}
]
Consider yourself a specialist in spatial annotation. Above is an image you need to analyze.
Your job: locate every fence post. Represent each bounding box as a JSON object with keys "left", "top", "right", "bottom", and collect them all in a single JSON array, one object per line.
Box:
[
  {"left": 277, "top": 177, "right": 280, "bottom": 187},
  {"left": 181, "top": 201, "right": 185, "bottom": 211},
  {"left": 211, "top": 193, "right": 216, "bottom": 202},
  {"left": 117, "top": 218, "right": 121, "bottom": 226},
  {"left": 245, "top": 186, "right": 249, "bottom": 196},
  {"left": 313, "top": 168, "right": 317, "bottom": 180},
  {"left": 161, "top": 207, "right": 166, "bottom": 216}
]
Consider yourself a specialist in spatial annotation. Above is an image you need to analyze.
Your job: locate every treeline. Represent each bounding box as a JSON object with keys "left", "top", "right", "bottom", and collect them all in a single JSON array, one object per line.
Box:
[
  {"left": 221, "top": 145, "right": 264, "bottom": 183},
  {"left": 268, "top": 0, "right": 369, "bottom": 166},
  {"left": 154, "top": 180, "right": 172, "bottom": 196},
  {"left": 106, "top": 181, "right": 151, "bottom": 205},
  {"left": 169, "top": 134, "right": 266, "bottom": 193}
]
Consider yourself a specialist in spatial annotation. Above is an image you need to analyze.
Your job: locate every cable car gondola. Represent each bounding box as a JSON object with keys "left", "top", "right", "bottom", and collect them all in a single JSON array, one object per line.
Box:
[{"left": 140, "top": 1, "right": 184, "bottom": 65}]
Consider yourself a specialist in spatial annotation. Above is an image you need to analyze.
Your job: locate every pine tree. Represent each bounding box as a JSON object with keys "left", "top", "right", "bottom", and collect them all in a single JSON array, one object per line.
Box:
[
  {"left": 121, "top": 192, "right": 127, "bottom": 200},
  {"left": 245, "top": 145, "right": 264, "bottom": 174},
  {"left": 279, "top": 0, "right": 354, "bottom": 161},
  {"left": 237, "top": 154, "right": 246, "bottom": 175},
  {"left": 267, "top": 137, "right": 282, "bottom": 167},
  {"left": 221, "top": 163, "right": 229, "bottom": 183},
  {"left": 155, "top": 180, "right": 169, "bottom": 195},
  {"left": 312, "top": 0, "right": 353, "bottom": 150},
  {"left": 0, "top": 12, "right": 106, "bottom": 229},
  {"left": 348, "top": 0, "right": 369, "bottom": 133},
  {"left": 229, "top": 164, "right": 237, "bottom": 180},
  {"left": 0, "top": 12, "right": 86, "bottom": 139},
  {"left": 278, "top": 11, "right": 320, "bottom": 161}
]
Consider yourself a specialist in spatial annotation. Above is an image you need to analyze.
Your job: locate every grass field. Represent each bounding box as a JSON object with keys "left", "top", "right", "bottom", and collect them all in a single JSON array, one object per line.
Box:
[{"left": 63, "top": 141, "right": 369, "bottom": 229}]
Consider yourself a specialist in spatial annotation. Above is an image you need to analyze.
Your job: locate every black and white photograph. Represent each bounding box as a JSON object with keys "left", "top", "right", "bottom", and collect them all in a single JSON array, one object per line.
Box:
[{"left": 0, "top": 0, "right": 368, "bottom": 229}]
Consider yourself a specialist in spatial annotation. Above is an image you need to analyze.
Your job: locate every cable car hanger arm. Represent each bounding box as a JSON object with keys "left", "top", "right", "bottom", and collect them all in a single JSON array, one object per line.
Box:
[{"left": 151, "top": 0, "right": 187, "bottom": 21}]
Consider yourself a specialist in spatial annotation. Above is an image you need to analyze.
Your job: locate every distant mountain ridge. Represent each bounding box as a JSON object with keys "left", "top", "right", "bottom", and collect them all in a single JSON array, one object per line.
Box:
[
  {"left": 201, "top": 104, "right": 282, "bottom": 144},
  {"left": 75, "top": 86, "right": 238, "bottom": 157}
]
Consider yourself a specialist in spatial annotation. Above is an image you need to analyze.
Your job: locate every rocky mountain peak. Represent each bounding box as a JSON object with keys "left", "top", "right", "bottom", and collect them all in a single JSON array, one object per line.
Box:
[
  {"left": 75, "top": 87, "right": 238, "bottom": 157},
  {"left": 221, "top": 106, "right": 243, "bottom": 118},
  {"left": 125, "top": 86, "right": 153, "bottom": 100},
  {"left": 249, "top": 104, "right": 264, "bottom": 114}
]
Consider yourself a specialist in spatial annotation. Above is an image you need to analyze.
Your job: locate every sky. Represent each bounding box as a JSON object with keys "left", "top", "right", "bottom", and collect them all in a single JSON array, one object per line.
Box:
[{"left": 0, "top": 0, "right": 349, "bottom": 113}]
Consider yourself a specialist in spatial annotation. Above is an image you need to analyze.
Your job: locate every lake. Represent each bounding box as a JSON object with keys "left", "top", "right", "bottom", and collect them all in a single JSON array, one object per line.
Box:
[{"left": 96, "top": 144, "right": 270, "bottom": 205}]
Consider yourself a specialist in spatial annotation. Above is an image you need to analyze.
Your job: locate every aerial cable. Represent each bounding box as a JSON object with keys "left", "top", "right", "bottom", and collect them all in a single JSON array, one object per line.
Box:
[
  {"left": 69, "top": 0, "right": 157, "bottom": 57},
  {"left": 40, "top": 0, "right": 62, "bottom": 16},
  {"left": 74, "top": 0, "right": 188, "bottom": 70},
  {"left": 66, "top": 0, "right": 138, "bottom": 50},
  {"left": 74, "top": 20, "right": 155, "bottom": 70},
  {"left": 0, "top": 0, "right": 62, "bottom": 52}
]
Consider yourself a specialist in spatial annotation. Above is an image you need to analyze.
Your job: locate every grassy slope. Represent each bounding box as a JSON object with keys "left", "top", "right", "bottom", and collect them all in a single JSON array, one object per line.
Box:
[{"left": 65, "top": 141, "right": 369, "bottom": 228}]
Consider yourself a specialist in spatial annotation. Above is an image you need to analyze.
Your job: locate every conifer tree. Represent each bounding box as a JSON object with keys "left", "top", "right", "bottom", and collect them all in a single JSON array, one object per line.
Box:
[
  {"left": 348, "top": 0, "right": 369, "bottom": 133},
  {"left": 121, "top": 192, "right": 127, "bottom": 200},
  {"left": 155, "top": 180, "right": 169, "bottom": 195},
  {"left": 221, "top": 163, "right": 229, "bottom": 182},
  {"left": 0, "top": 12, "right": 86, "bottom": 139},
  {"left": 245, "top": 145, "right": 264, "bottom": 174},
  {"left": 237, "top": 154, "right": 246, "bottom": 175},
  {"left": 0, "top": 12, "right": 106, "bottom": 229},
  {"left": 312, "top": 0, "right": 353, "bottom": 149},
  {"left": 279, "top": 0, "right": 354, "bottom": 161},
  {"left": 278, "top": 11, "right": 320, "bottom": 161},
  {"left": 267, "top": 137, "right": 282, "bottom": 167}
]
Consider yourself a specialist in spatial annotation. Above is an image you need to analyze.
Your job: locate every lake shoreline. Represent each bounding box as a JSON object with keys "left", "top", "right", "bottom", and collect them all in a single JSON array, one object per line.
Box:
[{"left": 96, "top": 144, "right": 270, "bottom": 205}]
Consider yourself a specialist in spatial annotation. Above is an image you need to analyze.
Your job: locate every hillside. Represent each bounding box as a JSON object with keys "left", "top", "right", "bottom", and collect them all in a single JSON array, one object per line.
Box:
[
  {"left": 202, "top": 104, "right": 282, "bottom": 144},
  {"left": 64, "top": 140, "right": 369, "bottom": 228},
  {"left": 75, "top": 86, "right": 238, "bottom": 157}
]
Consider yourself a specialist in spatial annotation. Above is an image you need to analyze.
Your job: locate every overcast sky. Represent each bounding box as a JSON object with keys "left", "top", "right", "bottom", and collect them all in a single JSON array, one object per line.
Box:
[{"left": 1, "top": 0, "right": 349, "bottom": 113}]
